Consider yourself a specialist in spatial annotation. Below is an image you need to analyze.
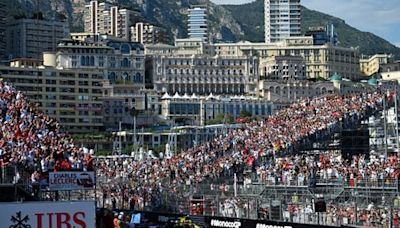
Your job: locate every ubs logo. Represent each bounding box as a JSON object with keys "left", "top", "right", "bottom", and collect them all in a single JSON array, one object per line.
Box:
[{"left": 10, "top": 211, "right": 31, "bottom": 228}]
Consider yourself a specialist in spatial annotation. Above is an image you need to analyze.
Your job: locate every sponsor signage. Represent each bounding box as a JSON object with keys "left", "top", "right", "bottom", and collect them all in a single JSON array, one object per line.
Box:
[
  {"left": 130, "top": 211, "right": 335, "bottom": 228},
  {"left": 0, "top": 201, "right": 95, "bottom": 228},
  {"left": 49, "top": 171, "right": 95, "bottom": 190},
  {"left": 210, "top": 219, "right": 242, "bottom": 228},
  {"left": 205, "top": 216, "right": 331, "bottom": 228}
]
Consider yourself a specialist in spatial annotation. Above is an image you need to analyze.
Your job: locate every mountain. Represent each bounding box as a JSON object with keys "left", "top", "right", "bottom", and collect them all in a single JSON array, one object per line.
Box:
[
  {"left": 223, "top": 0, "right": 400, "bottom": 58},
  {"left": 8, "top": 0, "right": 400, "bottom": 57}
]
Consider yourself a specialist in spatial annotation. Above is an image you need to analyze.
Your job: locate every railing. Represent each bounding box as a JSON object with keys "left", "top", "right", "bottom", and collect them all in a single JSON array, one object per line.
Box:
[
  {"left": 0, "top": 164, "right": 33, "bottom": 185},
  {"left": 93, "top": 175, "right": 400, "bottom": 227}
]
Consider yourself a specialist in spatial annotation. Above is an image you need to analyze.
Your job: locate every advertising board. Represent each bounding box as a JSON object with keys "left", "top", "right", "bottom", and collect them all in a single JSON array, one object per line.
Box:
[
  {"left": 0, "top": 201, "right": 95, "bottom": 228},
  {"left": 128, "top": 211, "right": 337, "bottom": 228},
  {"left": 49, "top": 171, "right": 95, "bottom": 190}
]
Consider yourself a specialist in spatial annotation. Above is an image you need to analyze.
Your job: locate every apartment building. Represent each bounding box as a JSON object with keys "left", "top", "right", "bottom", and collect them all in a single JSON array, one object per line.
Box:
[
  {"left": 84, "top": 0, "right": 139, "bottom": 40},
  {"left": 131, "top": 22, "right": 169, "bottom": 45},
  {"left": 0, "top": 59, "right": 104, "bottom": 133},
  {"left": 264, "top": 0, "right": 301, "bottom": 43},
  {"left": 187, "top": 7, "right": 208, "bottom": 42},
  {"left": 153, "top": 55, "right": 259, "bottom": 96},
  {"left": 5, "top": 18, "right": 69, "bottom": 59}
]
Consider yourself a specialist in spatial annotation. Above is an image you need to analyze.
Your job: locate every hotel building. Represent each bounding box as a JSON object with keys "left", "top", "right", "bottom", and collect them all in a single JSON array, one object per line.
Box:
[{"left": 153, "top": 54, "right": 259, "bottom": 96}]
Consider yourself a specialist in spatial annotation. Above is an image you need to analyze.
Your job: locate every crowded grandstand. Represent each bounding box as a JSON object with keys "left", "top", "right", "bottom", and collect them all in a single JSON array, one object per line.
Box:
[{"left": 2, "top": 80, "right": 400, "bottom": 227}]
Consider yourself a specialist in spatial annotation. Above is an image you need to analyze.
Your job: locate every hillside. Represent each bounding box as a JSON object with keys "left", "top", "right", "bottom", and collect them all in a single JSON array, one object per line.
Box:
[
  {"left": 9, "top": 0, "right": 400, "bottom": 57},
  {"left": 223, "top": 0, "right": 400, "bottom": 57}
]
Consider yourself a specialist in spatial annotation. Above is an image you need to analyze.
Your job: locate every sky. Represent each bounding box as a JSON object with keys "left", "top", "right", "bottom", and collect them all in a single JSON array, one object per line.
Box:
[{"left": 211, "top": 0, "right": 400, "bottom": 47}]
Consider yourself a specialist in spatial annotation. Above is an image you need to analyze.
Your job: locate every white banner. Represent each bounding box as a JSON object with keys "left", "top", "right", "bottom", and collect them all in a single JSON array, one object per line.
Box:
[
  {"left": 0, "top": 201, "right": 95, "bottom": 228},
  {"left": 49, "top": 171, "right": 95, "bottom": 190}
]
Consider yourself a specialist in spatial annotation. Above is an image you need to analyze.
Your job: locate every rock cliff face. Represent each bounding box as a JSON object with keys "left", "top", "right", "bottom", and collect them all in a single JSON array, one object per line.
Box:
[
  {"left": 11, "top": 0, "right": 400, "bottom": 57},
  {"left": 9, "top": 0, "right": 243, "bottom": 42}
]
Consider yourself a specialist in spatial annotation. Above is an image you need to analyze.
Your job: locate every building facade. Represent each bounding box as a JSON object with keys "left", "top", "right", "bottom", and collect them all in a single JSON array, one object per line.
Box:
[
  {"left": 360, "top": 54, "right": 394, "bottom": 76},
  {"left": 101, "top": 81, "right": 160, "bottom": 131},
  {"left": 259, "top": 77, "right": 376, "bottom": 103},
  {"left": 0, "top": 0, "right": 7, "bottom": 59},
  {"left": 264, "top": 0, "right": 301, "bottom": 43},
  {"left": 84, "top": 0, "right": 139, "bottom": 40},
  {"left": 54, "top": 39, "right": 145, "bottom": 87},
  {"left": 305, "top": 24, "right": 338, "bottom": 46},
  {"left": 381, "top": 61, "right": 400, "bottom": 73},
  {"left": 153, "top": 55, "right": 259, "bottom": 96},
  {"left": 0, "top": 60, "right": 104, "bottom": 133},
  {"left": 147, "top": 37, "right": 360, "bottom": 81},
  {"left": 187, "top": 7, "right": 208, "bottom": 42},
  {"left": 258, "top": 80, "right": 335, "bottom": 102},
  {"left": 262, "top": 55, "right": 306, "bottom": 80},
  {"left": 161, "top": 95, "right": 274, "bottom": 125},
  {"left": 212, "top": 40, "right": 361, "bottom": 80},
  {"left": 5, "top": 18, "right": 69, "bottom": 59},
  {"left": 131, "top": 22, "right": 168, "bottom": 45}
]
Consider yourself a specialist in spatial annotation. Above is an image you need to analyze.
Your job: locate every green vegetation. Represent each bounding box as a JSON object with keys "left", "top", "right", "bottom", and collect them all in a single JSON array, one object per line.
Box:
[
  {"left": 72, "top": 133, "right": 111, "bottom": 141},
  {"left": 206, "top": 113, "right": 235, "bottom": 125},
  {"left": 239, "top": 110, "right": 252, "bottom": 118},
  {"left": 223, "top": 0, "right": 265, "bottom": 42}
]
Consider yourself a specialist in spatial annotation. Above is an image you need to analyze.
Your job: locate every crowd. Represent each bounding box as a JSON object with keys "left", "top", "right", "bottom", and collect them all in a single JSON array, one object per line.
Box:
[
  {"left": 0, "top": 81, "right": 94, "bottom": 185},
  {"left": 2, "top": 80, "right": 399, "bottom": 227},
  {"left": 281, "top": 202, "right": 398, "bottom": 227},
  {"left": 252, "top": 150, "right": 400, "bottom": 188},
  {"left": 94, "top": 91, "right": 399, "bottom": 227},
  {"left": 95, "top": 92, "right": 387, "bottom": 198}
]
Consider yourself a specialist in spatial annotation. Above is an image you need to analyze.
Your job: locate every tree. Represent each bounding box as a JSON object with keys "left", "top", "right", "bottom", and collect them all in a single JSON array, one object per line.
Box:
[
  {"left": 206, "top": 113, "right": 234, "bottom": 125},
  {"left": 239, "top": 110, "right": 252, "bottom": 118}
]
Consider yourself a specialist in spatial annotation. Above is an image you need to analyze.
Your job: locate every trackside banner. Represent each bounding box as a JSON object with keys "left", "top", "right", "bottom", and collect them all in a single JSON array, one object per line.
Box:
[
  {"left": 0, "top": 201, "right": 95, "bottom": 228},
  {"left": 127, "top": 211, "right": 338, "bottom": 228},
  {"left": 49, "top": 171, "right": 95, "bottom": 190}
]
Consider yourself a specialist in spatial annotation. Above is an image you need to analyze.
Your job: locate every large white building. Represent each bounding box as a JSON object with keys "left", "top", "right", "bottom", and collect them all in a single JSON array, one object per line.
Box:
[
  {"left": 53, "top": 39, "right": 145, "bottom": 87},
  {"left": 153, "top": 55, "right": 259, "bottom": 96},
  {"left": 187, "top": 7, "right": 208, "bottom": 42},
  {"left": 147, "top": 37, "right": 361, "bottom": 81},
  {"left": 264, "top": 0, "right": 301, "bottom": 43},
  {"left": 84, "top": 0, "right": 138, "bottom": 40}
]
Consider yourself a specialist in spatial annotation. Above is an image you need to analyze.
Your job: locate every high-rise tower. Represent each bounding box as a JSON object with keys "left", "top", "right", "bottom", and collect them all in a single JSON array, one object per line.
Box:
[
  {"left": 187, "top": 7, "right": 208, "bottom": 42},
  {"left": 264, "top": 0, "right": 301, "bottom": 43}
]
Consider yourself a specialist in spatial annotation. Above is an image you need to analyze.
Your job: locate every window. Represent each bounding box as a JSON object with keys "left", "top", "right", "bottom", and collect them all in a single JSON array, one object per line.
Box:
[{"left": 121, "top": 58, "right": 130, "bottom": 67}]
